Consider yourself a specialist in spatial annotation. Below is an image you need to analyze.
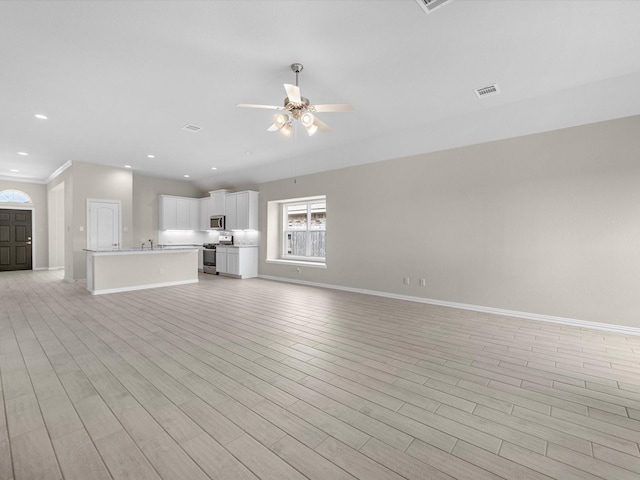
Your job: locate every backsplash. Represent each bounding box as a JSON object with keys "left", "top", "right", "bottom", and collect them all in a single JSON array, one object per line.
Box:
[
  {"left": 232, "top": 230, "right": 260, "bottom": 246},
  {"left": 157, "top": 229, "right": 259, "bottom": 246},
  {"left": 158, "top": 230, "right": 220, "bottom": 246}
]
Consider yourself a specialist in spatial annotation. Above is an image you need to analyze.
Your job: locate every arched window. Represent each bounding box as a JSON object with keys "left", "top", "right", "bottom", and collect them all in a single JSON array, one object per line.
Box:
[{"left": 0, "top": 189, "right": 33, "bottom": 203}]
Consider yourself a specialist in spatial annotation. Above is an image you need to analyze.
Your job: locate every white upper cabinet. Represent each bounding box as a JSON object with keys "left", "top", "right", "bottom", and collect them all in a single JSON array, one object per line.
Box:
[
  {"left": 225, "top": 193, "right": 238, "bottom": 230},
  {"left": 188, "top": 198, "right": 199, "bottom": 230},
  {"left": 159, "top": 196, "right": 178, "bottom": 230},
  {"left": 159, "top": 195, "right": 199, "bottom": 230},
  {"left": 225, "top": 190, "right": 258, "bottom": 230},
  {"left": 176, "top": 198, "right": 189, "bottom": 230},
  {"left": 199, "top": 197, "right": 210, "bottom": 231},
  {"left": 209, "top": 190, "right": 229, "bottom": 216}
]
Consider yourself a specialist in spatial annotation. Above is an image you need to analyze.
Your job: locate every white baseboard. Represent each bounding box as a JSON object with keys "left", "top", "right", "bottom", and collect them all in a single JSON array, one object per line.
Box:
[
  {"left": 259, "top": 275, "right": 640, "bottom": 337},
  {"left": 47, "top": 267, "right": 64, "bottom": 271},
  {"left": 89, "top": 279, "right": 198, "bottom": 296}
]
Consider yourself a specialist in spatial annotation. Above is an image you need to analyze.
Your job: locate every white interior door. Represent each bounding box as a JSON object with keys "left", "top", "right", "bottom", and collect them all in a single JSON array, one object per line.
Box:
[{"left": 88, "top": 200, "right": 121, "bottom": 250}]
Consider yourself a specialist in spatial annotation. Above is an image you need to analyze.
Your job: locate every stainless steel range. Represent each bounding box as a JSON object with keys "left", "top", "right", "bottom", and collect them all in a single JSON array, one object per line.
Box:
[
  {"left": 203, "top": 235, "right": 232, "bottom": 275},
  {"left": 202, "top": 243, "right": 217, "bottom": 274}
]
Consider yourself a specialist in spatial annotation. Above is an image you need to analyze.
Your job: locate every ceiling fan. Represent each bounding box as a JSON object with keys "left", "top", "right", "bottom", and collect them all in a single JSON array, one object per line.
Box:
[{"left": 237, "top": 63, "right": 352, "bottom": 137}]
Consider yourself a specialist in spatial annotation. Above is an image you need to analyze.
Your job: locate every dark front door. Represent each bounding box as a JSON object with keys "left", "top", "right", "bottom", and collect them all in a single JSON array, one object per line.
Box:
[{"left": 0, "top": 209, "right": 33, "bottom": 271}]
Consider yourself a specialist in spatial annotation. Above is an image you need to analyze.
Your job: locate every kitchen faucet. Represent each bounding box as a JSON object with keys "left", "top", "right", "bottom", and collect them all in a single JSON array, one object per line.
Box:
[{"left": 149, "top": 239, "right": 153, "bottom": 249}]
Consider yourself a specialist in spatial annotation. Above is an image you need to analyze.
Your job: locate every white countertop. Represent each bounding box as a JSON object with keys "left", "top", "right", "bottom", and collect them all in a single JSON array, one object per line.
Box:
[{"left": 84, "top": 247, "right": 198, "bottom": 255}]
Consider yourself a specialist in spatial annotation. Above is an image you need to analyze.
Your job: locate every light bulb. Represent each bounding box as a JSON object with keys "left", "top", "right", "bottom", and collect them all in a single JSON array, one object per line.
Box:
[
  {"left": 279, "top": 122, "right": 292, "bottom": 138},
  {"left": 305, "top": 124, "right": 319, "bottom": 136},
  {"left": 274, "top": 113, "right": 288, "bottom": 129},
  {"left": 301, "top": 112, "right": 315, "bottom": 128}
]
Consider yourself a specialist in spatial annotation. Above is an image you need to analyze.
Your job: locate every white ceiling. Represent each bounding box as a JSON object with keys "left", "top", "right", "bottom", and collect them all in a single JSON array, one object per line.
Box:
[{"left": 2, "top": 0, "right": 640, "bottom": 190}]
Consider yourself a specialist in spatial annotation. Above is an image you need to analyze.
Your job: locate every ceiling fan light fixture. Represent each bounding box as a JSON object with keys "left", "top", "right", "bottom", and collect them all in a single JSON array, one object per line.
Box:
[
  {"left": 240, "top": 63, "right": 351, "bottom": 137},
  {"left": 279, "top": 122, "right": 292, "bottom": 137},
  {"left": 274, "top": 113, "right": 289, "bottom": 129},
  {"left": 301, "top": 111, "right": 315, "bottom": 128},
  {"left": 305, "top": 124, "right": 319, "bottom": 136}
]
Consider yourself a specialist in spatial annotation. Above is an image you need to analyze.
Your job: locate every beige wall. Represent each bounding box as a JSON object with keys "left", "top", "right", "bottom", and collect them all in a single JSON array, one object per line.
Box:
[
  {"left": 72, "top": 162, "right": 134, "bottom": 280},
  {"left": 132, "top": 173, "right": 203, "bottom": 245},
  {"left": 0, "top": 179, "right": 48, "bottom": 269},
  {"left": 45, "top": 165, "right": 202, "bottom": 281},
  {"left": 46, "top": 162, "right": 134, "bottom": 281},
  {"left": 258, "top": 115, "right": 640, "bottom": 328},
  {"left": 48, "top": 182, "right": 65, "bottom": 269},
  {"left": 47, "top": 164, "right": 74, "bottom": 280}
]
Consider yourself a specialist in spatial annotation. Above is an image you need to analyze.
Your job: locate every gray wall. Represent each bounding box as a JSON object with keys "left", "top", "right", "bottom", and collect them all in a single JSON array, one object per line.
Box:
[
  {"left": 258, "top": 115, "right": 640, "bottom": 328},
  {"left": 0, "top": 179, "right": 48, "bottom": 269}
]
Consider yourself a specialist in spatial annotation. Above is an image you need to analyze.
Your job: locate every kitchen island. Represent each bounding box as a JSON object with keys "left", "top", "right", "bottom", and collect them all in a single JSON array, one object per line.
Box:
[{"left": 85, "top": 247, "right": 198, "bottom": 295}]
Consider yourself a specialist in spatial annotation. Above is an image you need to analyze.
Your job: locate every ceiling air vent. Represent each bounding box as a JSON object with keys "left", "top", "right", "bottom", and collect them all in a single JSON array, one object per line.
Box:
[
  {"left": 181, "top": 123, "right": 202, "bottom": 132},
  {"left": 474, "top": 84, "right": 500, "bottom": 99},
  {"left": 415, "top": 0, "right": 452, "bottom": 15}
]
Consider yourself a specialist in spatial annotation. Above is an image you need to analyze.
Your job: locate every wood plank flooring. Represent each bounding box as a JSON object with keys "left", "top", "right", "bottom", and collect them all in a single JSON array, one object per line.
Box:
[{"left": 1, "top": 270, "right": 640, "bottom": 479}]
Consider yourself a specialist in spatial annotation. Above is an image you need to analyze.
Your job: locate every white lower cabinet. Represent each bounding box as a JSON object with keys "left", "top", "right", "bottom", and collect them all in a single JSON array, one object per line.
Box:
[
  {"left": 227, "top": 250, "right": 239, "bottom": 276},
  {"left": 216, "top": 246, "right": 257, "bottom": 279},
  {"left": 216, "top": 248, "right": 227, "bottom": 274}
]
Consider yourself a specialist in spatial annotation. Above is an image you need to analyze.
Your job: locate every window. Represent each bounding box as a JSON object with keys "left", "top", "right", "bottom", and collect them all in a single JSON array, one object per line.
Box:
[
  {"left": 0, "top": 189, "right": 32, "bottom": 203},
  {"left": 283, "top": 198, "right": 326, "bottom": 261}
]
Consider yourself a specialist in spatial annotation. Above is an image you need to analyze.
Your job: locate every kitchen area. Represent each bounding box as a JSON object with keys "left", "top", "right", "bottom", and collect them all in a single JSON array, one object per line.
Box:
[
  {"left": 159, "top": 189, "right": 259, "bottom": 279},
  {"left": 85, "top": 189, "right": 259, "bottom": 295}
]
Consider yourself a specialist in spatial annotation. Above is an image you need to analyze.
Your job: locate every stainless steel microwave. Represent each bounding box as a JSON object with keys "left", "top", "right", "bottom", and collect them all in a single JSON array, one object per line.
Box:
[{"left": 210, "top": 215, "right": 225, "bottom": 230}]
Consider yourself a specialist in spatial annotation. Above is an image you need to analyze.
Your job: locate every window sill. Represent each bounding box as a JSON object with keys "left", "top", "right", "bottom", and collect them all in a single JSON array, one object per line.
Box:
[{"left": 266, "top": 259, "right": 327, "bottom": 269}]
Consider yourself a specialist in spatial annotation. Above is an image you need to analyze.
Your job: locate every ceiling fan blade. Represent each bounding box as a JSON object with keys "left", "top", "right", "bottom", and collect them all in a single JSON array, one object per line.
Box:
[
  {"left": 312, "top": 103, "right": 353, "bottom": 113},
  {"left": 283, "top": 84, "right": 302, "bottom": 104},
  {"left": 313, "top": 116, "right": 331, "bottom": 132},
  {"left": 237, "top": 103, "right": 284, "bottom": 110}
]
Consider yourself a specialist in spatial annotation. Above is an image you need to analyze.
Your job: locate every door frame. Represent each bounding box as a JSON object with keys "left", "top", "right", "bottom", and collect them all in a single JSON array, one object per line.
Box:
[
  {"left": 0, "top": 205, "right": 37, "bottom": 270},
  {"left": 86, "top": 199, "right": 122, "bottom": 250},
  {"left": 47, "top": 182, "right": 65, "bottom": 270}
]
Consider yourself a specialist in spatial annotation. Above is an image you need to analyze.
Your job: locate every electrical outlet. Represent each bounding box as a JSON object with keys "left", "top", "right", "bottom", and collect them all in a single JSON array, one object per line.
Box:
[
  {"left": 419, "top": 278, "right": 426, "bottom": 287},
  {"left": 404, "top": 276, "right": 410, "bottom": 285}
]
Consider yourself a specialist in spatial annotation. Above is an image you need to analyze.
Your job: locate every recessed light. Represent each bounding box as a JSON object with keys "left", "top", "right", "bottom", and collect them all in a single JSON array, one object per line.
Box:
[
  {"left": 183, "top": 174, "right": 190, "bottom": 178},
  {"left": 34, "top": 114, "right": 48, "bottom": 120},
  {"left": 124, "top": 165, "right": 132, "bottom": 169},
  {"left": 10, "top": 169, "right": 19, "bottom": 173},
  {"left": 211, "top": 167, "right": 217, "bottom": 170},
  {"left": 17, "top": 152, "right": 28, "bottom": 156},
  {"left": 147, "top": 154, "right": 155, "bottom": 159}
]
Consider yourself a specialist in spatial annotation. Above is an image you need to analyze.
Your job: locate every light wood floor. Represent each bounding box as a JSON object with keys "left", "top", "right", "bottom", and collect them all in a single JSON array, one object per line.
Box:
[{"left": 1, "top": 271, "right": 640, "bottom": 480}]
